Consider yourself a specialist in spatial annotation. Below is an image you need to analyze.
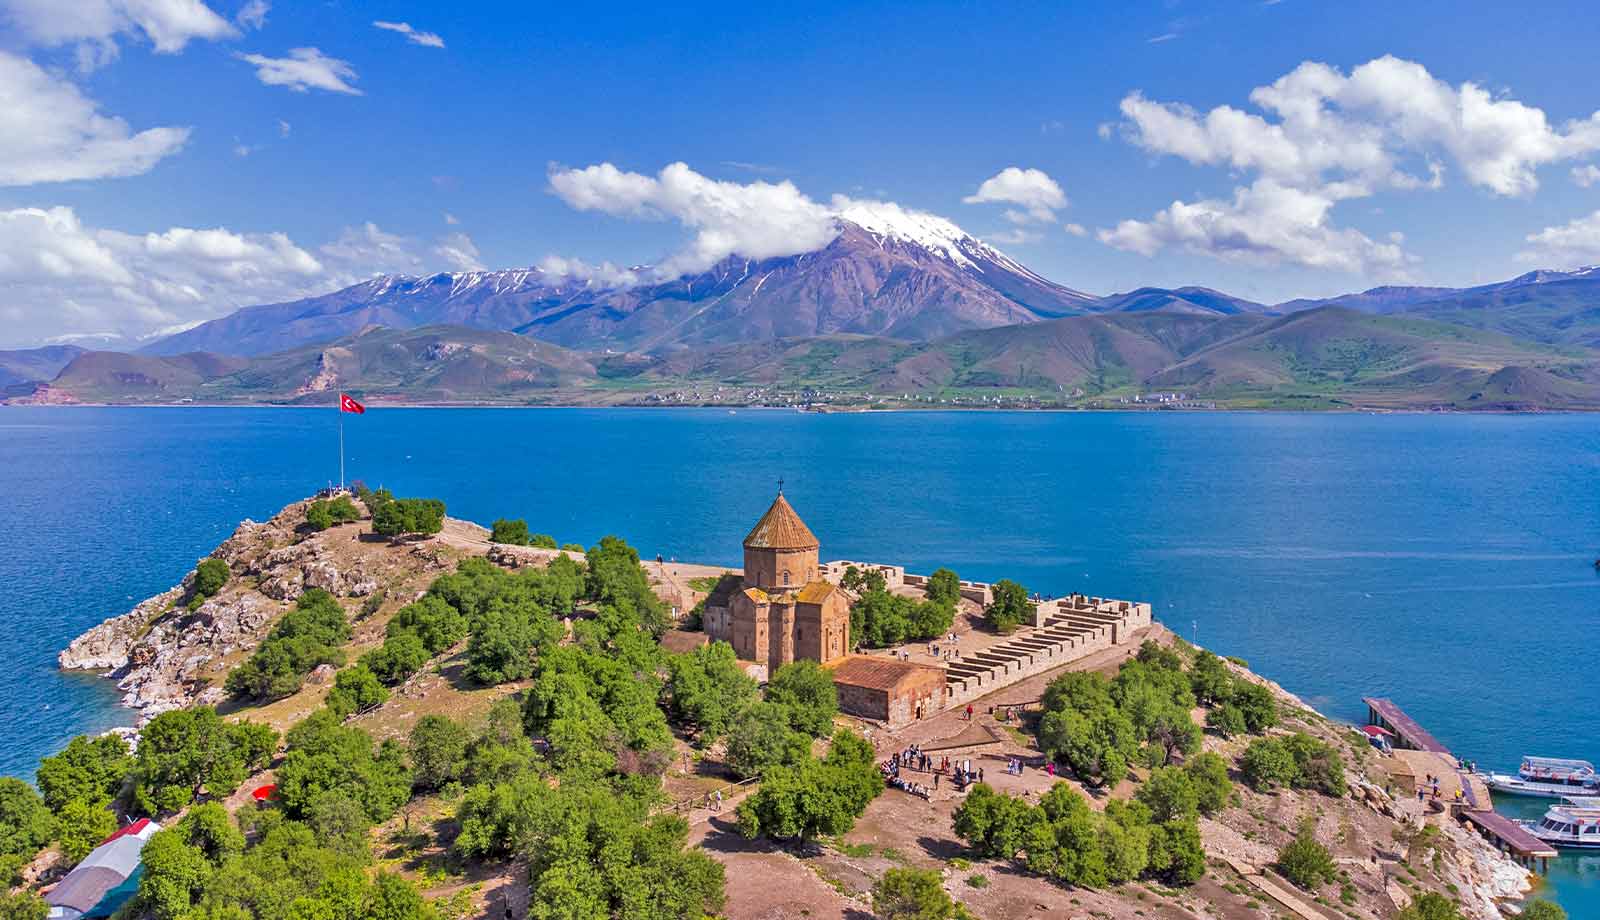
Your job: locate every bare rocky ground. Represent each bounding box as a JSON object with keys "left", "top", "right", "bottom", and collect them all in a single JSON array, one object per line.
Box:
[{"left": 58, "top": 498, "right": 1532, "bottom": 920}]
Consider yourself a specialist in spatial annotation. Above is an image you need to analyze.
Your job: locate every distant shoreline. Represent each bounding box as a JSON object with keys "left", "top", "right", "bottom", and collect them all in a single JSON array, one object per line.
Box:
[{"left": 1, "top": 402, "right": 1593, "bottom": 415}]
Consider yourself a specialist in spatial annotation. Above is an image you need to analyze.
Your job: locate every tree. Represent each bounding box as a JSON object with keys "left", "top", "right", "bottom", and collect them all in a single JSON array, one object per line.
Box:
[
  {"left": 765, "top": 660, "right": 839, "bottom": 737},
  {"left": 1189, "top": 649, "right": 1233, "bottom": 704},
  {"left": 1396, "top": 893, "right": 1466, "bottom": 920},
  {"left": 36, "top": 733, "right": 134, "bottom": 811},
  {"left": 306, "top": 497, "right": 359, "bottom": 531},
  {"left": 0, "top": 780, "right": 53, "bottom": 861},
  {"left": 409, "top": 715, "right": 470, "bottom": 791},
  {"left": 1231, "top": 680, "right": 1279, "bottom": 733},
  {"left": 361, "top": 631, "right": 430, "bottom": 685},
  {"left": 137, "top": 829, "right": 211, "bottom": 920},
  {"left": 584, "top": 536, "right": 667, "bottom": 636},
  {"left": 1277, "top": 819, "right": 1337, "bottom": 890},
  {"left": 665, "top": 642, "right": 759, "bottom": 743},
  {"left": 1240, "top": 737, "right": 1298, "bottom": 792},
  {"left": 925, "top": 567, "right": 961, "bottom": 607},
  {"left": 737, "top": 730, "right": 883, "bottom": 841},
  {"left": 274, "top": 711, "right": 411, "bottom": 822},
  {"left": 372, "top": 498, "right": 446, "bottom": 539},
  {"left": 0, "top": 890, "right": 47, "bottom": 920},
  {"left": 131, "top": 708, "right": 277, "bottom": 815},
  {"left": 724, "top": 703, "right": 812, "bottom": 779},
  {"left": 225, "top": 589, "right": 352, "bottom": 700},
  {"left": 1136, "top": 766, "right": 1198, "bottom": 822},
  {"left": 1206, "top": 703, "right": 1247, "bottom": 738},
  {"left": 464, "top": 598, "right": 562, "bottom": 685},
  {"left": 364, "top": 872, "right": 438, "bottom": 920},
  {"left": 1518, "top": 901, "right": 1566, "bottom": 920},
  {"left": 387, "top": 595, "right": 467, "bottom": 655},
  {"left": 56, "top": 798, "right": 116, "bottom": 861},
  {"left": 1284, "top": 732, "right": 1347, "bottom": 797},
  {"left": 953, "top": 783, "right": 1035, "bottom": 859},
  {"left": 325, "top": 664, "right": 389, "bottom": 719},
  {"left": 193, "top": 557, "right": 229, "bottom": 599},
  {"left": 531, "top": 534, "right": 559, "bottom": 549},
  {"left": 489, "top": 518, "right": 531, "bottom": 545},
  {"left": 1183, "top": 751, "right": 1233, "bottom": 816},
  {"left": 1148, "top": 817, "right": 1207, "bottom": 885},
  {"left": 873, "top": 867, "right": 966, "bottom": 920},
  {"left": 984, "top": 579, "right": 1031, "bottom": 633}
]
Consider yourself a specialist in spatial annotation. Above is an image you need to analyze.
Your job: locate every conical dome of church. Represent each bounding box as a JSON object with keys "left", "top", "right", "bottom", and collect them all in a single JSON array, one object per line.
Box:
[{"left": 742, "top": 493, "right": 819, "bottom": 551}]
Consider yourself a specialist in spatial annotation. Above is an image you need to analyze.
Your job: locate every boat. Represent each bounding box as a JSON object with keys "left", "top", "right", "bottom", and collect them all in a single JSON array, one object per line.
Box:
[
  {"left": 1521, "top": 797, "right": 1600, "bottom": 849},
  {"left": 1485, "top": 756, "right": 1600, "bottom": 798}
]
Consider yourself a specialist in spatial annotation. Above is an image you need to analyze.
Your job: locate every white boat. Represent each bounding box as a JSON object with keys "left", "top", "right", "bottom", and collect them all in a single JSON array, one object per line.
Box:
[
  {"left": 1521, "top": 797, "right": 1600, "bottom": 849},
  {"left": 1485, "top": 756, "right": 1600, "bottom": 798}
]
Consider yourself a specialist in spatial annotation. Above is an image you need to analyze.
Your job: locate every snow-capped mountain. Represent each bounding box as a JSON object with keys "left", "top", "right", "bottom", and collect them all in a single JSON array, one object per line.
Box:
[{"left": 142, "top": 214, "right": 1095, "bottom": 357}]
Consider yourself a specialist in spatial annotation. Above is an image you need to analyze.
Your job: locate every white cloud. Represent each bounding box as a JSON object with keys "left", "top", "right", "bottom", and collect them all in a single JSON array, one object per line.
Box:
[
  {"left": 1147, "top": 32, "right": 1179, "bottom": 43},
  {"left": 1064, "top": 222, "right": 1087, "bottom": 237},
  {"left": 1518, "top": 210, "right": 1600, "bottom": 266},
  {"left": 372, "top": 20, "right": 444, "bottom": 48},
  {"left": 1120, "top": 55, "right": 1600, "bottom": 199},
  {"left": 443, "top": 212, "right": 459, "bottom": 225},
  {"left": 987, "top": 228, "right": 1040, "bottom": 246},
  {"left": 547, "top": 161, "right": 839, "bottom": 278},
  {"left": 434, "top": 232, "right": 483, "bottom": 272},
  {"left": 963, "top": 167, "right": 1067, "bottom": 223},
  {"left": 0, "top": 208, "right": 478, "bottom": 346},
  {"left": 234, "top": 0, "right": 267, "bottom": 29},
  {"left": 232, "top": 140, "right": 254, "bottom": 157},
  {"left": 1099, "top": 179, "right": 1413, "bottom": 277},
  {"left": 0, "top": 0, "right": 236, "bottom": 64},
  {"left": 536, "top": 254, "right": 640, "bottom": 287},
  {"left": 0, "top": 51, "right": 190, "bottom": 185},
  {"left": 236, "top": 47, "right": 361, "bottom": 95},
  {"left": 277, "top": 119, "right": 291, "bottom": 138},
  {"left": 1572, "top": 165, "right": 1600, "bottom": 188}
]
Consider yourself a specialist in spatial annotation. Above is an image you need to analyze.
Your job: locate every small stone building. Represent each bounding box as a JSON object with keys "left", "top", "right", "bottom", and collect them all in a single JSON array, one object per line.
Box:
[
  {"left": 828, "top": 656, "right": 946, "bottom": 728},
  {"left": 704, "top": 492, "right": 851, "bottom": 670}
]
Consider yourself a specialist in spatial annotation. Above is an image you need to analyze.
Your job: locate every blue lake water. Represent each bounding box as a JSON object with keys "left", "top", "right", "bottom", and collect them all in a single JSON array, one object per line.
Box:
[{"left": 1, "top": 407, "right": 1595, "bottom": 911}]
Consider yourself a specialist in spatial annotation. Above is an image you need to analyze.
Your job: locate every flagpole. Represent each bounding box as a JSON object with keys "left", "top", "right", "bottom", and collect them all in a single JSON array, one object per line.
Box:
[{"left": 338, "top": 400, "right": 345, "bottom": 490}]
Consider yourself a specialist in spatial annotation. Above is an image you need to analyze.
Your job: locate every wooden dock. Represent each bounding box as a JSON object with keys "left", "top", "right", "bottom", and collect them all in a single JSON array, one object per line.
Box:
[
  {"left": 1462, "top": 810, "right": 1557, "bottom": 870},
  {"left": 1363, "top": 697, "right": 1450, "bottom": 753}
]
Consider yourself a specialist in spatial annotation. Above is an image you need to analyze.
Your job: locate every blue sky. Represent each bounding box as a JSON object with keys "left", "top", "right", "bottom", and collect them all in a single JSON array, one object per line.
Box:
[{"left": 5, "top": 0, "right": 1600, "bottom": 346}]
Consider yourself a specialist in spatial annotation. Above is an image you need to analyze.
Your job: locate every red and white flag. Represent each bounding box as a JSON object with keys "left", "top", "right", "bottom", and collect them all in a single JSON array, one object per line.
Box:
[{"left": 339, "top": 393, "right": 365, "bottom": 414}]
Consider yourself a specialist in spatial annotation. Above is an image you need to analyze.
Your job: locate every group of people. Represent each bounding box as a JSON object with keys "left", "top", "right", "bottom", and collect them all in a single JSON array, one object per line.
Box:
[
  {"left": 879, "top": 744, "right": 996, "bottom": 797},
  {"left": 1415, "top": 772, "right": 1463, "bottom": 804}
]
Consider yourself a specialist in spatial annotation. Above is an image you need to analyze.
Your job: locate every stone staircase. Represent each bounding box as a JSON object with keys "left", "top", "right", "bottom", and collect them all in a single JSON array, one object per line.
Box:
[{"left": 943, "top": 596, "right": 1151, "bottom": 708}]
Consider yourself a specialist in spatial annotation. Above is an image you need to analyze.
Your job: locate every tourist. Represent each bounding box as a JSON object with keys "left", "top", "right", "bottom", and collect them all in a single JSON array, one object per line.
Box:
[
  {"left": 979, "top": 767, "right": 984, "bottom": 783},
  {"left": 934, "top": 772, "right": 939, "bottom": 790},
  {"left": 966, "top": 704, "right": 974, "bottom": 721},
  {"left": 714, "top": 790, "right": 722, "bottom": 812},
  {"left": 1046, "top": 762, "right": 1055, "bottom": 777}
]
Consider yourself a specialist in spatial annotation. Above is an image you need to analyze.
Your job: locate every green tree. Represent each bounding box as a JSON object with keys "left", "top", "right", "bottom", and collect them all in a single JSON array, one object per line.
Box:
[
  {"left": 56, "top": 798, "right": 116, "bottom": 862},
  {"left": 464, "top": 597, "right": 562, "bottom": 685},
  {"left": 325, "top": 664, "right": 389, "bottom": 719},
  {"left": 1396, "top": 893, "right": 1466, "bottom": 920},
  {"left": 737, "top": 730, "right": 883, "bottom": 841},
  {"left": 1136, "top": 766, "right": 1198, "bottom": 822},
  {"left": 1231, "top": 680, "right": 1279, "bottom": 733},
  {"left": 765, "top": 660, "right": 838, "bottom": 738},
  {"left": 0, "top": 780, "right": 53, "bottom": 862},
  {"left": 531, "top": 534, "right": 559, "bottom": 549},
  {"left": 387, "top": 595, "right": 467, "bottom": 655},
  {"left": 1206, "top": 702, "right": 1247, "bottom": 738},
  {"left": 952, "top": 783, "right": 1036, "bottom": 859},
  {"left": 225, "top": 589, "right": 352, "bottom": 700},
  {"left": 131, "top": 708, "right": 277, "bottom": 815},
  {"left": 584, "top": 535, "right": 668, "bottom": 636},
  {"left": 925, "top": 567, "right": 961, "bottom": 607},
  {"left": 1284, "top": 732, "right": 1347, "bottom": 797},
  {"left": 364, "top": 872, "right": 438, "bottom": 920},
  {"left": 179, "top": 803, "right": 244, "bottom": 862},
  {"left": 372, "top": 498, "right": 446, "bottom": 539},
  {"left": 0, "top": 890, "right": 47, "bottom": 920},
  {"left": 136, "top": 829, "right": 211, "bottom": 920},
  {"left": 665, "top": 642, "right": 759, "bottom": 743},
  {"left": 1240, "top": 737, "right": 1298, "bottom": 792},
  {"left": 274, "top": 711, "right": 411, "bottom": 822},
  {"left": 193, "top": 557, "right": 230, "bottom": 599},
  {"left": 724, "top": 702, "right": 812, "bottom": 779},
  {"left": 36, "top": 732, "right": 134, "bottom": 811},
  {"left": 490, "top": 518, "right": 531, "bottom": 545},
  {"left": 984, "top": 579, "right": 1031, "bottom": 633},
  {"left": 360, "top": 631, "right": 430, "bottom": 685},
  {"left": 873, "top": 867, "right": 965, "bottom": 920},
  {"left": 1277, "top": 819, "right": 1337, "bottom": 890},
  {"left": 1188, "top": 649, "right": 1233, "bottom": 704},
  {"left": 1518, "top": 900, "right": 1566, "bottom": 920},
  {"left": 1148, "top": 817, "right": 1207, "bottom": 885},
  {"left": 409, "top": 715, "right": 470, "bottom": 792},
  {"left": 1183, "top": 751, "right": 1233, "bottom": 816},
  {"left": 305, "top": 497, "right": 359, "bottom": 531}
]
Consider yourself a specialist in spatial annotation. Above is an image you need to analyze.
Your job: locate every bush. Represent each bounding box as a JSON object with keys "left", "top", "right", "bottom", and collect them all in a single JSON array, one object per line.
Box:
[
  {"left": 952, "top": 784, "right": 1035, "bottom": 859},
  {"left": 1396, "top": 893, "right": 1466, "bottom": 920},
  {"left": 306, "top": 496, "right": 359, "bottom": 531},
  {"left": 274, "top": 711, "right": 411, "bottom": 823},
  {"left": 56, "top": 798, "right": 116, "bottom": 862},
  {"left": 1519, "top": 900, "right": 1566, "bottom": 920},
  {"left": 1277, "top": 819, "right": 1337, "bottom": 890},
  {"left": 1136, "top": 766, "right": 1198, "bottom": 822},
  {"left": 873, "top": 867, "right": 968, "bottom": 920},
  {"left": 0, "top": 890, "right": 47, "bottom": 920},
  {"left": 325, "top": 664, "right": 389, "bottom": 719},
  {"left": 387, "top": 595, "right": 467, "bottom": 656},
  {"left": 192, "top": 557, "right": 229, "bottom": 599},
  {"left": 1183, "top": 751, "right": 1233, "bottom": 815},
  {"left": 131, "top": 707, "right": 277, "bottom": 816},
  {"left": 36, "top": 733, "right": 134, "bottom": 811},
  {"left": 1241, "top": 737, "right": 1299, "bottom": 792},
  {"left": 409, "top": 715, "right": 470, "bottom": 792},
  {"left": 371, "top": 497, "right": 446, "bottom": 539},
  {"left": 0, "top": 780, "right": 54, "bottom": 861},
  {"left": 1231, "top": 680, "right": 1279, "bottom": 732},
  {"left": 1206, "top": 702, "right": 1247, "bottom": 738},
  {"left": 531, "top": 534, "right": 559, "bottom": 549},
  {"left": 489, "top": 518, "right": 530, "bottom": 545},
  {"left": 724, "top": 702, "right": 812, "bottom": 779},
  {"left": 984, "top": 579, "right": 1031, "bottom": 633},
  {"left": 560, "top": 542, "right": 584, "bottom": 553},
  {"left": 765, "top": 660, "right": 839, "bottom": 738},
  {"left": 850, "top": 584, "right": 955, "bottom": 648},
  {"left": 360, "top": 631, "right": 430, "bottom": 685},
  {"left": 665, "top": 641, "right": 759, "bottom": 743},
  {"left": 925, "top": 567, "right": 961, "bottom": 607},
  {"left": 737, "top": 730, "right": 882, "bottom": 841},
  {"left": 225, "top": 589, "right": 351, "bottom": 700}
]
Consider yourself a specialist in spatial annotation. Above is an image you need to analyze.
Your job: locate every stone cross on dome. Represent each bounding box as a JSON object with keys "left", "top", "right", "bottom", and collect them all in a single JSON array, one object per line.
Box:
[{"left": 777, "top": 476, "right": 784, "bottom": 495}]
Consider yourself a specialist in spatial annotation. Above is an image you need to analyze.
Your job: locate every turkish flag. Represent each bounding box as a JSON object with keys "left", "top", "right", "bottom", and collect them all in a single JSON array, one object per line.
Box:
[{"left": 339, "top": 393, "right": 365, "bottom": 414}]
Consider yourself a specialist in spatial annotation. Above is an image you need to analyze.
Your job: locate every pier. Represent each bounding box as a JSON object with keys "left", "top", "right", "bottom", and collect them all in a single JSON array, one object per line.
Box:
[{"left": 1363, "top": 697, "right": 1556, "bottom": 872}]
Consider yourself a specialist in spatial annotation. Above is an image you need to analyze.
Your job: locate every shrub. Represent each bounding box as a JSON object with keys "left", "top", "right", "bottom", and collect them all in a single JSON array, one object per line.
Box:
[
  {"left": 1241, "top": 737, "right": 1298, "bottom": 792},
  {"left": 359, "top": 632, "right": 430, "bottom": 685},
  {"left": 306, "top": 496, "right": 359, "bottom": 531},
  {"left": 664, "top": 641, "right": 759, "bottom": 743},
  {"left": 765, "top": 661, "right": 839, "bottom": 737},
  {"left": 371, "top": 497, "right": 446, "bottom": 539},
  {"left": 984, "top": 579, "right": 1031, "bottom": 633},
  {"left": 36, "top": 733, "right": 134, "bottom": 811},
  {"left": 0, "top": 780, "right": 54, "bottom": 861},
  {"left": 409, "top": 715, "right": 470, "bottom": 792},
  {"left": 489, "top": 518, "right": 530, "bottom": 545},
  {"left": 925, "top": 567, "right": 961, "bottom": 607},
  {"left": 274, "top": 711, "right": 411, "bottom": 822},
  {"left": 1231, "top": 680, "right": 1279, "bottom": 732},
  {"left": 737, "top": 730, "right": 882, "bottom": 841},
  {"left": 873, "top": 867, "right": 967, "bottom": 920},
  {"left": 952, "top": 783, "right": 1035, "bottom": 859},
  {"left": 1136, "top": 766, "right": 1198, "bottom": 822},
  {"left": 131, "top": 708, "right": 277, "bottom": 816},
  {"left": 56, "top": 798, "right": 116, "bottom": 862},
  {"left": 1183, "top": 751, "right": 1233, "bottom": 815},
  {"left": 1519, "top": 900, "right": 1566, "bottom": 920},
  {"left": 325, "top": 664, "right": 389, "bottom": 719},
  {"left": 193, "top": 558, "right": 229, "bottom": 599},
  {"left": 531, "top": 534, "right": 559, "bottom": 549},
  {"left": 1206, "top": 702, "right": 1247, "bottom": 738},
  {"left": 724, "top": 702, "right": 812, "bottom": 779},
  {"left": 1277, "top": 819, "right": 1337, "bottom": 890},
  {"left": 225, "top": 589, "right": 351, "bottom": 700}
]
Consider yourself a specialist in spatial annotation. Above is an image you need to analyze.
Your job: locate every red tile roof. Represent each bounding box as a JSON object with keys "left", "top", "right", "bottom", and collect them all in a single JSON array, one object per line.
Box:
[{"left": 743, "top": 494, "right": 820, "bottom": 551}]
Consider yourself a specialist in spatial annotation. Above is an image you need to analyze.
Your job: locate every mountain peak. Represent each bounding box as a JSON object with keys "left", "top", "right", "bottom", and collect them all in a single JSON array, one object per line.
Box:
[{"left": 833, "top": 201, "right": 978, "bottom": 266}]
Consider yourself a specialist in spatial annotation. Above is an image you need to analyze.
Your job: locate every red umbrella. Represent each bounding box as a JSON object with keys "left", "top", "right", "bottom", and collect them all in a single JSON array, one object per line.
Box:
[{"left": 251, "top": 784, "right": 277, "bottom": 802}]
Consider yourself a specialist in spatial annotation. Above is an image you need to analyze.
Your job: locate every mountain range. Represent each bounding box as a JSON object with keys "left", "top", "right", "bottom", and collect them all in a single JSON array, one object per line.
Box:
[{"left": 10, "top": 209, "right": 1600, "bottom": 410}]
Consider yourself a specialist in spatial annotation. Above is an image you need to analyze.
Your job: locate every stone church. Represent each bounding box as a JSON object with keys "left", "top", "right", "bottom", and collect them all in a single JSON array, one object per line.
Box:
[{"left": 703, "top": 492, "right": 851, "bottom": 670}]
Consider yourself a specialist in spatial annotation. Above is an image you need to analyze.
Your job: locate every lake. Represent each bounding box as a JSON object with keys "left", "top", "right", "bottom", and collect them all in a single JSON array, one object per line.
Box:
[{"left": 2, "top": 406, "right": 1595, "bottom": 910}]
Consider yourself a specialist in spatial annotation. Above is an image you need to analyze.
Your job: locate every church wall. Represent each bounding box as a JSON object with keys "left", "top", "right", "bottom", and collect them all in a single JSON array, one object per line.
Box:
[{"left": 744, "top": 547, "right": 818, "bottom": 590}]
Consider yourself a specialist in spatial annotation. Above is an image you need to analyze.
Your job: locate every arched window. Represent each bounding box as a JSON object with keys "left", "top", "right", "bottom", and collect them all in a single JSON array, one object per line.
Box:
[{"left": 782, "top": 569, "right": 791, "bottom": 586}]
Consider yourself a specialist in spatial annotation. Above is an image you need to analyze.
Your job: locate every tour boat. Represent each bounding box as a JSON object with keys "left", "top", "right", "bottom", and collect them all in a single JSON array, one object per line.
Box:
[
  {"left": 1485, "top": 756, "right": 1600, "bottom": 798},
  {"left": 1522, "top": 797, "right": 1600, "bottom": 849}
]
